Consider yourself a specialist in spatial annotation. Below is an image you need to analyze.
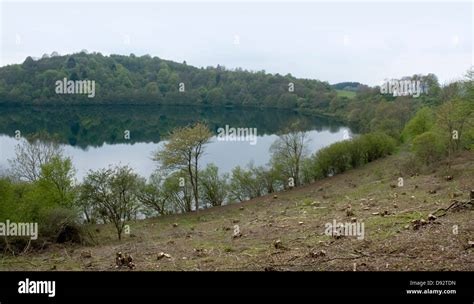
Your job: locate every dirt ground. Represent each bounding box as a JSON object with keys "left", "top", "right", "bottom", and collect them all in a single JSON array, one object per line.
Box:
[{"left": 1, "top": 151, "right": 473, "bottom": 271}]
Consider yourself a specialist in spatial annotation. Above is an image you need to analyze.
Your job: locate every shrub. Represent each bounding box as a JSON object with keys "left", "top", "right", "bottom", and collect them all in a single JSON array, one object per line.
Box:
[
  {"left": 199, "top": 164, "right": 228, "bottom": 207},
  {"left": 360, "top": 132, "right": 396, "bottom": 162},
  {"left": 229, "top": 165, "right": 264, "bottom": 202},
  {"left": 347, "top": 136, "right": 367, "bottom": 168},
  {"left": 309, "top": 132, "right": 396, "bottom": 179},
  {"left": 463, "top": 126, "right": 474, "bottom": 150},
  {"left": 412, "top": 132, "right": 447, "bottom": 165},
  {"left": 313, "top": 147, "right": 335, "bottom": 177},
  {"left": 40, "top": 207, "right": 83, "bottom": 244},
  {"left": 398, "top": 152, "right": 423, "bottom": 176},
  {"left": 402, "top": 107, "right": 435, "bottom": 141},
  {"left": 326, "top": 141, "right": 352, "bottom": 174},
  {"left": 301, "top": 156, "right": 324, "bottom": 183}
]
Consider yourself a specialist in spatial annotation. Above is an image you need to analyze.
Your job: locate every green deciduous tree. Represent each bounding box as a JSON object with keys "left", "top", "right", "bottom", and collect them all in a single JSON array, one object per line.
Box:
[
  {"left": 199, "top": 164, "right": 228, "bottom": 207},
  {"left": 412, "top": 132, "right": 446, "bottom": 165},
  {"left": 153, "top": 122, "right": 212, "bottom": 212},
  {"left": 137, "top": 172, "right": 171, "bottom": 216},
  {"left": 402, "top": 107, "right": 435, "bottom": 141},
  {"left": 81, "top": 165, "right": 142, "bottom": 240},
  {"left": 436, "top": 99, "right": 473, "bottom": 154},
  {"left": 229, "top": 164, "right": 264, "bottom": 202},
  {"left": 36, "top": 155, "right": 76, "bottom": 208}
]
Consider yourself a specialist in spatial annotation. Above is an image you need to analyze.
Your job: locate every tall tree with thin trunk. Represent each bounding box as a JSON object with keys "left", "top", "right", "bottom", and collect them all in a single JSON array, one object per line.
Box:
[
  {"left": 270, "top": 122, "right": 309, "bottom": 187},
  {"left": 153, "top": 122, "right": 212, "bottom": 212}
]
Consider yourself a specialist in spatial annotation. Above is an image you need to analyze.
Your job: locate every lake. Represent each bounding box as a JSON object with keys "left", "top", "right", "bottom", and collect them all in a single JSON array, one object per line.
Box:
[{"left": 0, "top": 105, "right": 352, "bottom": 180}]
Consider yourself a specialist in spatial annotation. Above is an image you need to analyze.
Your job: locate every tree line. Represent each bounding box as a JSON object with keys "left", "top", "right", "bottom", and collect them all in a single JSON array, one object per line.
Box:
[{"left": 0, "top": 51, "right": 333, "bottom": 108}]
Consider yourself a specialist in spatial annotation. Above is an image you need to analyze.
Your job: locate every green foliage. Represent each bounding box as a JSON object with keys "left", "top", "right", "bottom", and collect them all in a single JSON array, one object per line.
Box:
[
  {"left": 199, "top": 164, "right": 229, "bottom": 207},
  {"left": 36, "top": 156, "right": 76, "bottom": 208},
  {"left": 153, "top": 122, "right": 212, "bottom": 211},
  {"left": 307, "top": 132, "right": 396, "bottom": 180},
  {"left": 464, "top": 127, "right": 474, "bottom": 150},
  {"left": 436, "top": 99, "right": 474, "bottom": 153},
  {"left": 0, "top": 178, "right": 35, "bottom": 223},
  {"left": 335, "top": 90, "right": 356, "bottom": 99},
  {"left": 254, "top": 165, "right": 284, "bottom": 194},
  {"left": 402, "top": 107, "right": 435, "bottom": 141},
  {"left": 0, "top": 53, "right": 333, "bottom": 107},
  {"left": 312, "top": 141, "right": 350, "bottom": 177},
  {"left": 136, "top": 172, "right": 170, "bottom": 216},
  {"left": 362, "top": 132, "right": 397, "bottom": 162},
  {"left": 331, "top": 82, "right": 364, "bottom": 91},
  {"left": 162, "top": 170, "right": 193, "bottom": 213},
  {"left": 39, "top": 207, "right": 83, "bottom": 244},
  {"left": 1, "top": 137, "right": 79, "bottom": 242},
  {"left": 412, "top": 132, "right": 447, "bottom": 165},
  {"left": 229, "top": 164, "right": 264, "bottom": 202},
  {"left": 81, "top": 165, "right": 142, "bottom": 240}
]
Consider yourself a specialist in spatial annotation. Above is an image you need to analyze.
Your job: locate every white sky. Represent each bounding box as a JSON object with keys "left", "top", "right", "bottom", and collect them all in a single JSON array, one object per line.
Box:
[{"left": 0, "top": 0, "right": 472, "bottom": 85}]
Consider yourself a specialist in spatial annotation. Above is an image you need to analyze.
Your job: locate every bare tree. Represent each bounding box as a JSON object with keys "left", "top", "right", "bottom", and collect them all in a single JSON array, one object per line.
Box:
[
  {"left": 8, "top": 136, "right": 64, "bottom": 182},
  {"left": 270, "top": 122, "right": 310, "bottom": 187}
]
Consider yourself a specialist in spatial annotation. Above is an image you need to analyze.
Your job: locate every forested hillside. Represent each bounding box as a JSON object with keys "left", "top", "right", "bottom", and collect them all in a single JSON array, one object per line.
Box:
[{"left": 0, "top": 52, "right": 333, "bottom": 108}]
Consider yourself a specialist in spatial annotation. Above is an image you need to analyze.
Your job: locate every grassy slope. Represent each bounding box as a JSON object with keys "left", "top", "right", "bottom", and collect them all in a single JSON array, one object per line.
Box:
[
  {"left": 1, "top": 151, "right": 473, "bottom": 271},
  {"left": 336, "top": 90, "right": 356, "bottom": 99}
]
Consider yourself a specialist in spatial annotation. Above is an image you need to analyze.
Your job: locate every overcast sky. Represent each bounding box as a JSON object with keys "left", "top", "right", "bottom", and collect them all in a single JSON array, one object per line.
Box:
[{"left": 0, "top": 0, "right": 472, "bottom": 85}]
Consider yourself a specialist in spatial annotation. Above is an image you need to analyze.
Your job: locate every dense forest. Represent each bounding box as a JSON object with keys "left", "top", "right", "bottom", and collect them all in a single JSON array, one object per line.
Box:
[
  {"left": 0, "top": 51, "right": 334, "bottom": 108},
  {"left": 0, "top": 52, "right": 440, "bottom": 117},
  {"left": 331, "top": 82, "right": 366, "bottom": 91}
]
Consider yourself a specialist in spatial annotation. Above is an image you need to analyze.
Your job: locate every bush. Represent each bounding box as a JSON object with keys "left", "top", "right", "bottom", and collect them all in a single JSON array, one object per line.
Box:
[
  {"left": 309, "top": 132, "right": 396, "bottom": 179},
  {"left": 412, "top": 132, "right": 446, "bottom": 165},
  {"left": 360, "top": 132, "right": 396, "bottom": 162},
  {"left": 301, "top": 157, "right": 323, "bottom": 184},
  {"left": 40, "top": 207, "right": 84, "bottom": 244},
  {"left": 229, "top": 165, "right": 265, "bottom": 202},
  {"left": 199, "top": 164, "right": 228, "bottom": 207},
  {"left": 347, "top": 136, "right": 367, "bottom": 168},
  {"left": 313, "top": 147, "right": 335, "bottom": 177},
  {"left": 0, "top": 179, "right": 84, "bottom": 253},
  {"left": 326, "top": 141, "right": 352, "bottom": 174},
  {"left": 464, "top": 127, "right": 474, "bottom": 150},
  {"left": 402, "top": 107, "right": 435, "bottom": 141},
  {"left": 398, "top": 152, "right": 422, "bottom": 176}
]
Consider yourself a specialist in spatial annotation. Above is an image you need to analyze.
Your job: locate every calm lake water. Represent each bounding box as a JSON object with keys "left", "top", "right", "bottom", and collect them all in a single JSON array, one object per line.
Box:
[{"left": 0, "top": 105, "right": 352, "bottom": 180}]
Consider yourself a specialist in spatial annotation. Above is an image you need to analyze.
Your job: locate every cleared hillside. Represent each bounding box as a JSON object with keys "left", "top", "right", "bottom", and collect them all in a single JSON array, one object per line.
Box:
[{"left": 1, "top": 150, "right": 473, "bottom": 271}]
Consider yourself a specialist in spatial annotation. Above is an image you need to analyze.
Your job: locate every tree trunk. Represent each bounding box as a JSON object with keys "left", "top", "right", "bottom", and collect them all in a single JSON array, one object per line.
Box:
[
  {"left": 194, "top": 156, "right": 199, "bottom": 212},
  {"left": 188, "top": 162, "right": 198, "bottom": 212}
]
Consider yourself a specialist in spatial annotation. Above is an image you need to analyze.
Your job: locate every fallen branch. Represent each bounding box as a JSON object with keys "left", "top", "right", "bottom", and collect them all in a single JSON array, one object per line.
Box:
[{"left": 433, "top": 200, "right": 473, "bottom": 218}]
